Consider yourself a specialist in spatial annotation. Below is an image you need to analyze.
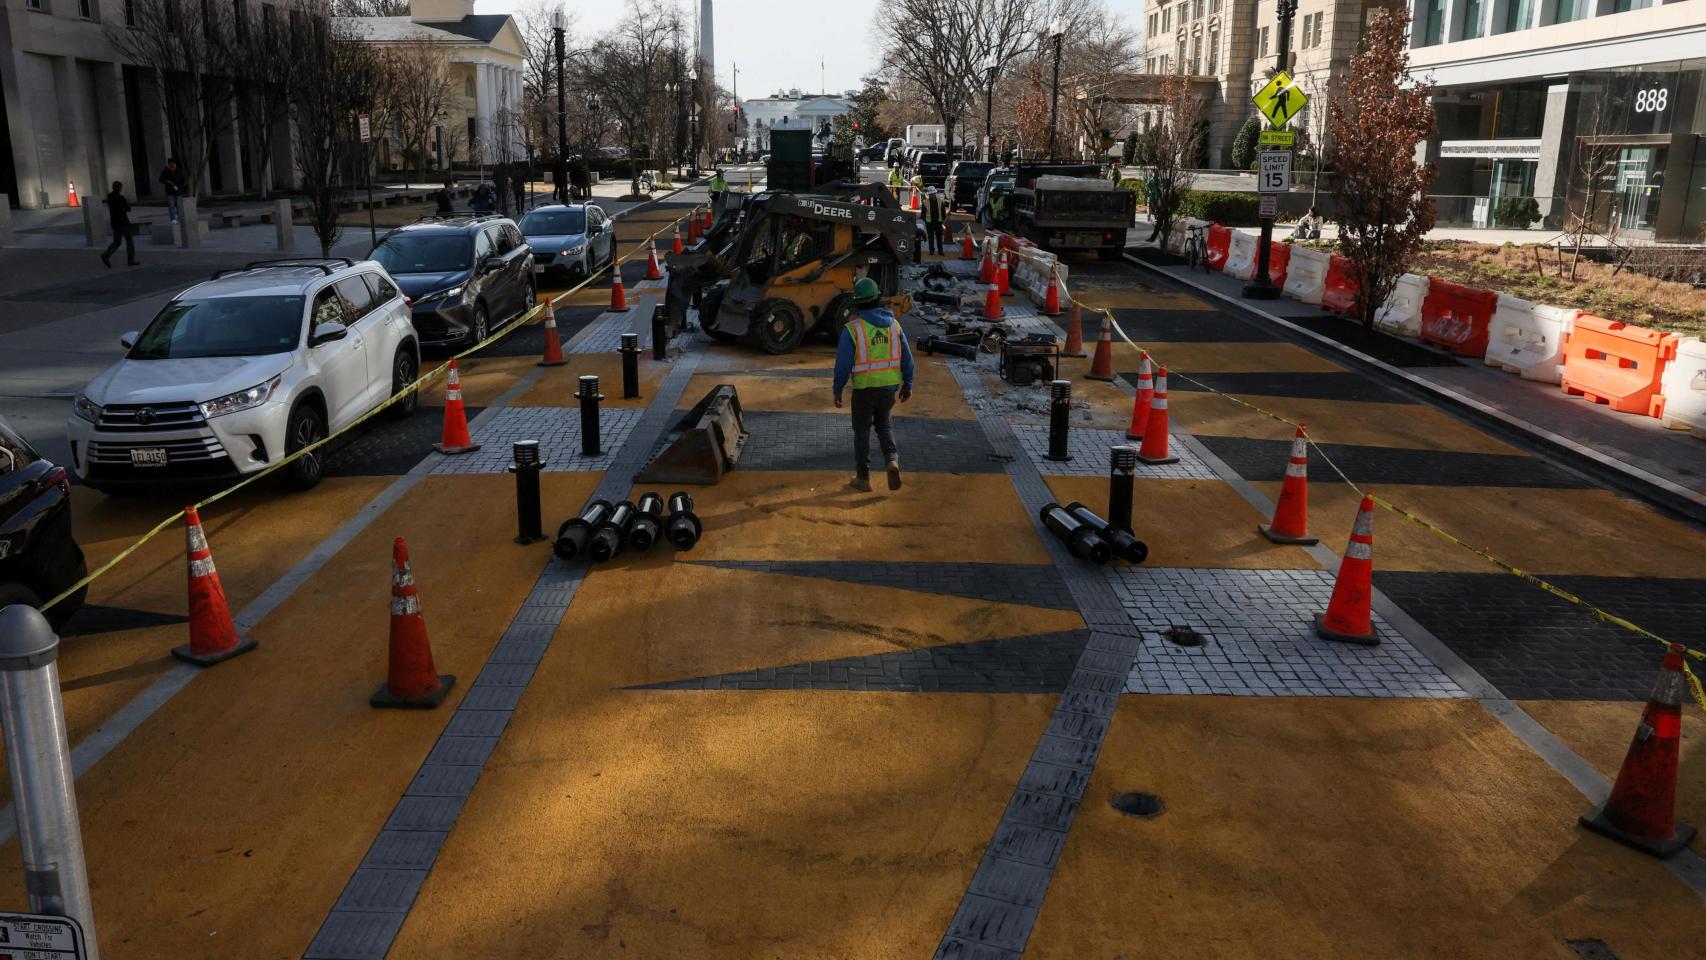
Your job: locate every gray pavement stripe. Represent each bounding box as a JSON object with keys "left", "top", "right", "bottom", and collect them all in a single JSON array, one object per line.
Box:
[{"left": 306, "top": 330, "right": 704, "bottom": 960}]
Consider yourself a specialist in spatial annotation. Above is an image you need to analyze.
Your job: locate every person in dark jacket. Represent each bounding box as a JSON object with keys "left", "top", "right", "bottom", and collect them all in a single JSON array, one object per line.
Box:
[
  {"left": 100, "top": 181, "right": 137, "bottom": 268},
  {"left": 471, "top": 181, "right": 495, "bottom": 214},
  {"left": 921, "top": 187, "right": 947, "bottom": 255},
  {"left": 434, "top": 178, "right": 455, "bottom": 215},
  {"left": 553, "top": 159, "right": 568, "bottom": 203},
  {"left": 512, "top": 165, "right": 526, "bottom": 213},
  {"left": 158, "top": 158, "right": 187, "bottom": 223},
  {"left": 493, "top": 163, "right": 511, "bottom": 216}
]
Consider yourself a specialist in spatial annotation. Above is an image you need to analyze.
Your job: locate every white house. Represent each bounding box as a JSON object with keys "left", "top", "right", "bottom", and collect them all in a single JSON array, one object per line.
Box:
[{"left": 741, "top": 89, "right": 855, "bottom": 150}]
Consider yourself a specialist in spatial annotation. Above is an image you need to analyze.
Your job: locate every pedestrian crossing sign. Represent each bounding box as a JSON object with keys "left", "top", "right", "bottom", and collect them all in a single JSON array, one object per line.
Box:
[{"left": 1253, "top": 71, "right": 1309, "bottom": 129}]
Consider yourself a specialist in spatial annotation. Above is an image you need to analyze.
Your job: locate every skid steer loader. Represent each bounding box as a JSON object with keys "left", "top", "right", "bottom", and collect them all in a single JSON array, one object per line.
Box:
[{"left": 691, "top": 186, "right": 918, "bottom": 354}]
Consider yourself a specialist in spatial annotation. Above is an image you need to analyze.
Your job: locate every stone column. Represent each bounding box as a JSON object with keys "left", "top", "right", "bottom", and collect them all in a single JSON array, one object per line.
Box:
[
  {"left": 215, "top": 87, "right": 246, "bottom": 195},
  {"left": 275, "top": 197, "right": 295, "bottom": 251},
  {"left": 0, "top": 198, "right": 14, "bottom": 245},
  {"left": 179, "top": 196, "right": 200, "bottom": 248},
  {"left": 1533, "top": 82, "right": 1574, "bottom": 226}
]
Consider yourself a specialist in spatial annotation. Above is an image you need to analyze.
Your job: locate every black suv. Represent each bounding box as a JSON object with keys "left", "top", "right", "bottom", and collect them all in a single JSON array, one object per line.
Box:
[
  {"left": 369, "top": 215, "right": 535, "bottom": 349},
  {"left": 917, "top": 152, "right": 951, "bottom": 190},
  {"left": 947, "top": 160, "right": 993, "bottom": 211},
  {"left": 0, "top": 416, "right": 87, "bottom": 630}
]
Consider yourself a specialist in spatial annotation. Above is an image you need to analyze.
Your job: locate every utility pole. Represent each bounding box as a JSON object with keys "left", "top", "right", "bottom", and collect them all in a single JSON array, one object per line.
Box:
[
  {"left": 1244, "top": 0, "right": 1296, "bottom": 299},
  {"left": 984, "top": 56, "right": 997, "bottom": 163},
  {"left": 553, "top": 7, "right": 567, "bottom": 202},
  {"left": 1047, "top": 20, "right": 1065, "bottom": 161}
]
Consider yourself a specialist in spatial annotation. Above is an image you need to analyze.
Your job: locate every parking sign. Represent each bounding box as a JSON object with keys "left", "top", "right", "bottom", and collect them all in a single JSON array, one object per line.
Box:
[{"left": 1258, "top": 151, "right": 1292, "bottom": 193}]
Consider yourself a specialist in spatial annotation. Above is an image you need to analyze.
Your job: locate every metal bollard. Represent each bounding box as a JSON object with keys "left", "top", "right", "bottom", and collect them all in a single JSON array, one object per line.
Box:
[
  {"left": 1039, "top": 502, "right": 1112, "bottom": 564},
  {"left": 555, "top": 499, "right": 611, "bottom": 560},
  {"left": 620, "top": 333, "right": 641, "bottom": 399},
  {"left": 629, "top": 492, "right": 665, "bottom": 551},
  {"left": 0, "top": 605, "right": 101, "bottom": 959},
  {"left": 508, "top": 440, "right": 546, "bottom": 545},
  {"left": 1108, "top": 444, "right": 1137, "bottom": 533},
  {"left": 577, "top": 375, "right": 603, "bottom": 457},
  {"left": 1044, "top": 379, "right": 1073, "bottom": 462},
  {"left": 665, "top": 491, "right": 702, "bottom": 550},
  {"left": 1064, "top": 501, "right": 1148, "bottom": 565},
  {"left": 651, "top": 303, "right": 669, "bottom": 360}
]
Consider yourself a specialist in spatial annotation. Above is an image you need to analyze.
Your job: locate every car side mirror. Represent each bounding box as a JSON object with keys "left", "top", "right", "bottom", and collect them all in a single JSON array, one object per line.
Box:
[
  {"left": 480, "top": 255, "right": 501, "bottom": 274},
  {"left": 309, "top": 321, "right": 348, "bottom": 347},
  {"left": 119, "top": 331, "right": 138, "bottom": 350}
]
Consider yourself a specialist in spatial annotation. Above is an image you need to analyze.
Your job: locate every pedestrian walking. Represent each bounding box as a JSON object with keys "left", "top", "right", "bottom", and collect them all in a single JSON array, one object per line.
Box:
[
  {"left": 434, "top": 178, "right": 455, "bottom": 215},
  {"left": 832, "top": 276, "right": 914, "bottom": 492},
  {"left": 100, "top": 181, "right": 137, "bottom": 268},
  {"left": 472, "top": 181, "right": 495, "bottom": 215},
  {"left": 709, "top": 166, "right": 727, "bottom": 205},
  {"left": 1145, "top": 168, "right": 1165, "bottom": 242},
  {"left": 493, "top": 163, "right": 511, "bottom": 216},
  {"left": 512, "top": 165, "right": 527, "bottom": 213},
  {"left": 553, "top": 158, "right": 568, "bottom": 203},
  {"left": 158, "top": 158, "right": 187, "bottom": 224},
  {"left": 921, "top": 187, "right": 946, "bottom": 255}
]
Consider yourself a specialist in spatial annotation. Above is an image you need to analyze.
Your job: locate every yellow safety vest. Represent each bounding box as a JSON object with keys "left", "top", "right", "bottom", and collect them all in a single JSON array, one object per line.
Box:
[
  {"left": 849, "top": 316, "right": 904, "bottom": 389},
  {"left": 887, "top": 169, "right": 903, "bottom": 187}
]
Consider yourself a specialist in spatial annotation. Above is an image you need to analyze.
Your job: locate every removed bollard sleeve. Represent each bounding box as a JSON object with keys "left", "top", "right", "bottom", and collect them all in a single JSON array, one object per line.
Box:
[
  {"left": 1063, "top": 501, "right": 1148, "bottom": 564},
  {"left": 555, "top": 499, "right": 612, "bottom": 560},
  {"left": 629, "top": 493, "right": 665, "bottom": 551},
  {"left": 1039, "top": 502, "right": 1112, "bottom": 564},
  {"left": 590, "top": 501, "right": 634, "bottom": 562},
  {"left": 666, "top": 491, "right": 703, "bottom": 550}
]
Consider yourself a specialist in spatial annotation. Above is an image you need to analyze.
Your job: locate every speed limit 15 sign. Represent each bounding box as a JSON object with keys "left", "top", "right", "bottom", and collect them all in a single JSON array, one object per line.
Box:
[{"left": 1258, "top": 150, "right": 1292, "bottom": 193}]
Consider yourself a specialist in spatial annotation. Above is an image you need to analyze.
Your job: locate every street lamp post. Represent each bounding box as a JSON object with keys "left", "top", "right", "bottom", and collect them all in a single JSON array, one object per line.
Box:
[
  {"left": 583, "top": 94, "right": 598, "bottom": 197},
  {"left": 1243, "top": 0, "right": 1296, "bottom": 300},
  {"left": 689, "top": 69, "right": 701, "bottom": 177},
  {"left": 553, "top": 7, "right": 567, "bottom": 202},
  {"left": 983, "top": 55, "right": 997, "bottom": 163},
  {"left": 1046, "top": 19, "right": 1065, "bottom": 162}
]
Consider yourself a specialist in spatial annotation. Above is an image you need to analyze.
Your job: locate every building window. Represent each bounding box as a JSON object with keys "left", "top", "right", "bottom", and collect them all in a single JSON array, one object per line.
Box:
[
  {"left": 466, "top": 116, "right": 477, "bottom": 149},
  {"left": 1208, "top": 27, "right": 1219, "bottom": 72},
  {"left": 1163, "top": 8, "right": 1170, "bottom": 30},
  {"left": 1211, "top": 0, "right": 1220, "bottom": 13},
  {"left": 1258, "top": 26, "right": 1269, "bottom": 58},
  {"left": 126, "top": 0, "right": 136, "bottom": 23},
  {"left": 79, "top": 0, "right": 95, "bottom": 17},
  {"left": 1462, "top": 0, "right": 1483, "bottom": 39},
  {"left": 1191, "top": 0, "right": 1202, "bottom": 20},
  {"left": 465, "top": 76, "right": 475, "bottom": 98},
  {"left": 1425, "top": 0, "right": 1446, "bottom": 45},
  {"left": 1503, "top": 0, "right": 1534, "bottom": 32},
  {"left": 26, "top": 0, "right": 45, "bottom": 11},
  {"left": 1612, "top": 0, "right": 1654, "bottom": 10},
  {"left": 1190, "top": 35, "right": 1201, "bottom": 73},
  {"left": 234, "top": 0, "right": 247, "bottom": 39}
]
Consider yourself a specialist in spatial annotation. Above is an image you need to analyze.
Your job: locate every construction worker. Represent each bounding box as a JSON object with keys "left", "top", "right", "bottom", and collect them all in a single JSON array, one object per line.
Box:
[
  {"left": 833, "top": 277, "right": 915, "bottom": 492},
  {"left": 886, "top": 165, "right": 903, "bottom": 192},
  {"left": 783, "top": 225, "right": 814, "bottom": 264},
  {"left": 921, "top": 187, "right": 947, "bottom": 255},
  {"left": 710, "top": 166, "right": 727, "bottom": 203}
]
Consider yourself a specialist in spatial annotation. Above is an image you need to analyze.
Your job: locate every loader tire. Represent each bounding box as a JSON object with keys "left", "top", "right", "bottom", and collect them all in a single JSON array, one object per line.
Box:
[
  {"left": 699, "top": 289, "right": 738, "bottom": 342},
  {"left": 754, "top": 299, "right": 806, "bottom": 354}
]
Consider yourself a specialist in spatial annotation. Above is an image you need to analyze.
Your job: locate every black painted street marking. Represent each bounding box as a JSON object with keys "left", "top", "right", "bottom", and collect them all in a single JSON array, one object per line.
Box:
[
  {"left": 685, "top": 560, "right": 1077, "bottom": 610},
  {"left": 1194, "top": 435, "right": 1591, "bottom": 489}
]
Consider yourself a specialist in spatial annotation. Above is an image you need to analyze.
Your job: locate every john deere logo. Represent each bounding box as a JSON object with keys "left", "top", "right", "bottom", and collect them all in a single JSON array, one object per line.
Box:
[{"left": 136, "top": 407, "right": 156, "bottom": 425}]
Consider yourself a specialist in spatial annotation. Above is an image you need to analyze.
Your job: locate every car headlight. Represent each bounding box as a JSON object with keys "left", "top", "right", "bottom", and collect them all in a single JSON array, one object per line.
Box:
[
  {"left": 561, "top": 245, "right": 584, "bottom": 257},
  {"left": 73, "top": 393, "right": 102, "bottom": 423},
  {"left": 200, "top": 375, "right": 281, "bottom": 419}
]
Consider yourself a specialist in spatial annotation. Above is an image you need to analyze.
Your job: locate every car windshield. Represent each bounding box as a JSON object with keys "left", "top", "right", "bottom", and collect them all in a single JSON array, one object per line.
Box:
[
  {"left": 370, "top": 234, "right": 471, "bottom": 274},
  {"left": 129, "top": 296, "right": 304, "bottom": 359},
  {"left": 520, "top": 209, "right": 586, "bottom": 236}
]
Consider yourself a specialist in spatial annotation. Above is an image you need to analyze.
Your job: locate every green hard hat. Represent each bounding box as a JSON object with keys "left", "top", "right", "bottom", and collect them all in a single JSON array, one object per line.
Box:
[{"left": 852, "top": 277, "right": 882, "bottom": 304}]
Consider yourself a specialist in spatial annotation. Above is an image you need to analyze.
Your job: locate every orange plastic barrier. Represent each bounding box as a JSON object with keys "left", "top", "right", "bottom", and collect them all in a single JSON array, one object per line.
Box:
[
  {"left": 1560, "top": 315, "right": 1681, "bottom": 417},
  {"left": 1319, "top": 255, "right": 1359, "bottom": 316},
  {"left": 1419, "top": 278, "right": 1498, "bottom": 357},
  {"left": 1205, "top": 224, "right": 1231, "bottom": 272},
  {"left": 1266, "top": 242, "right": 1291, "bottom": 288}
]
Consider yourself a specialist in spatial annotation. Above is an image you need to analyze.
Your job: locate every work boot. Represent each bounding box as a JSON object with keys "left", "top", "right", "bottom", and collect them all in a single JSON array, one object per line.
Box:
[
  {"left": 101, "top": 252, "right": 111, "bottom": 268},
  {"left": 850, "top": 474, "right": 873, "bottom": 492},
  {"left": 886, "top": 459, "right": 903, "bottom": 491}
]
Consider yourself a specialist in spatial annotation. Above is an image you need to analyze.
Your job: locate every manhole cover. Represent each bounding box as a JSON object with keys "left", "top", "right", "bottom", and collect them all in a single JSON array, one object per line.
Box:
[
  {"left": 1109, "top": 791, "right": 1164, "bottom": 819},
  {"left": 1566, "top": 940, "right": 1618, "bottom": 960},
  {"left": 1162, "top": 626, "right": 1206, "bottom": 647}
]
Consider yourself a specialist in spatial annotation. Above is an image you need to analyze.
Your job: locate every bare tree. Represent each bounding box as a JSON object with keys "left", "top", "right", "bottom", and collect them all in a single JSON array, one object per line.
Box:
[
  {"left": 580, "top": 0, "right": 681, "bottom": 196},
  {"left": 514, "top": 1, "right": 573, "bottom": 162},
  {"left": 238, "top": 6, "right": 297, "bottom": 198},
  {"left": 1147, "top": 74, "right": 1206, "bottom": 247},
  {"left": 108, "top": 0, "right": 244, "bottom": 196},
  {"left": 385, "top": 41, "right": 458, "bottom": 184},
  {"left": 1062, "top": 9, "right": 1141, "bottom": 160},
  {"left": 291, "top": 13, "right": 382, "bottom": 255},
  {"left": 331, "top": 0, "right": 410, "bottom": 16},
  {"left": 1328, "top": 8, "right": 1437, "bottom": 328}
]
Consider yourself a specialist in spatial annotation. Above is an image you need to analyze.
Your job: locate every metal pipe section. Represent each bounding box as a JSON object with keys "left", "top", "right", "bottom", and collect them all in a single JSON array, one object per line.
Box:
[
  {"left": 1039, "top": 502, "right": 1112, "bottom": 564},
  {"left": 652, "top": 303, "right": 669, "bottom": 361},
  {"left": 1108, "top": 444, "right": 1137, "bottom": 534},
  {"left": 554, "top": 499, "right": 611, "bottom": 560},
  {"left": 0, "top": 605, "right": 100, "bottom": 959},
  {"left": 1064, "top": 501, "right": 1148, "bottom": 565},
  {"left": 591, "top": 500, "right": 636, "bottom": 563},
  {"left": 620, "top": 333, "right": 641, "bottom": 399},
  {"left": 508, "top": 440, "right": 546, "bottom": 545},
  {"left": 665, "top": 491, "right": 703, "bottom": 550},
  {"left": 1044, "top": 379, "right": 1073, "bottom": 462},
  {"left": 921, "top": 336, "right": 980, "bottom": 360},
  {"left": 577, "top": 374, "right": 603, "bottom": 457},
  {"left": 630, "top": 492, "right": 665, "bottom": 551}
]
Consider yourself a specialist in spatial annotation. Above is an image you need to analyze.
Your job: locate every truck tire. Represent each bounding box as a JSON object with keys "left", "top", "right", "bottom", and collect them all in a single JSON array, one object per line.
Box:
[{"left": 754, "top": 299, "right": 806, "bottom": 354}]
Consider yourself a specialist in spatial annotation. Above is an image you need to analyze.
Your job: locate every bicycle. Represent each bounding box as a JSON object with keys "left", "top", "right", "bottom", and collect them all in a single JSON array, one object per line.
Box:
[{"left": 1183, "top": 223, "right": 1209, "bottom": 271}]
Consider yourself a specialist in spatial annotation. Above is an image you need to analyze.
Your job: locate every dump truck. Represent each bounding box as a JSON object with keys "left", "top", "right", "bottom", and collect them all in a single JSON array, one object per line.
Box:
[
  {"left": 1007, "top": 163, "right": 1136, "bottom": 260},
  {"left": 692, "top": 186, "right": 917, "bottom": 354}
]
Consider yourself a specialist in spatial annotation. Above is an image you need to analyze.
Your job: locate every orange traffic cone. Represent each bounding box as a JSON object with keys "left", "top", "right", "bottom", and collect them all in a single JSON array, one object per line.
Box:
[
  {"left": 702, "top": 205, "right": 713, "bottom": 229},
  {"left": 960, "top": 225, "right": 975, "bottom": 260},
  {"left": 1085, "top": 317, "right": 1116, "bottom": 382},
  {"left": 434, "top": 358, "right": 481, "bottom": 455},
  {"left": 983, "top": 282, "right": 1003, "bottom": 320},
  {"left": 997, "top": 260, "right": 1010, "bottom": 296},
  {"left": 672, "top": 222, "right": 684, "bottom": 254},
  {"left": 371, "top": 537, "right": 454, "bottom": 708},
  {"left": 1580, "top": 643, "right": 1699, "bottom": 857},
  {"left": 610, "top": 269, "right": 629, "bottom": 312},
  {"left": 1316, "top": 495, "right": 1378, "bottom": 645},
  {"left": 979, "top": 243, "right": 995, "bottom": 284},
  {"left": 67, "top": 181, "right": 79, "bottom": 208},
  {"left": 910, "top": 189, "right": 919, "bottom": 211},
  {"left": 689, "top": 211, "right": 702, "bottom": 244},
  {"left": 538, "top": 300, "right": 566, "bottom": 367},
  {"left": 646, "top": 238, "right": 662, "bottom": 280},
  {"left": 1124, "top": 352, "right": 1153, "bottom": 440},
  {"left": 1259, "top": 425, "right": 1319, "bottom": 545},
  {"left": 1062, "top": 300, "right": 1086, "bottom": 357},
  {"left": 1136, "top": 367, "right": 1179, "bottom": 464},
  {"left": 171, "top": 506, "right": 257, "bottom": 666},
  {"left": 1044, "top": 264, "right": 1062, "bottom": 316}
]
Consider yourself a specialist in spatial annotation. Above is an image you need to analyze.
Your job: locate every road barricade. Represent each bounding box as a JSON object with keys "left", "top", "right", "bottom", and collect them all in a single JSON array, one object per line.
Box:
[
  {"left": 1485, "top": 296, "right": 1578, "bottom": 383},
  {"left": 1205, "top": 224, "right": 1231, "bottom": 272},
  {"left": 1660, "top": 337, "right": 1706, "bottom": 435},
  {"left": 1374, "top": 273, "right": 1428, "bottom": 338},
  {"left": 1561, "top": 315, "right": 1681, "bottom": 417},
  {"left": 1320, "top": 255, "right": 1359, "bottom": 316},
  {"left": 1223, "top": 230, "right": 1258, "bottom": 280},
  {"left": 1419, "top": 278, "right": 1498, "bottom": 357},
  {"left": 989, "top": 229, "right": 1070, "bottom": 309},
  {"left": 1283, "top": 247, "right": 1328, "bottom": 304},
  {"left": 1265, "top": 242, "right": 1291, "bottom": 288},
  {"left": 1166, "top": 217, "right": 1207, "bottom": 256}
]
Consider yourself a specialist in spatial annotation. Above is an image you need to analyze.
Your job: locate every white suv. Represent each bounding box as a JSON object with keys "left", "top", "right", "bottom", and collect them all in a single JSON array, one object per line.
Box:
[{"left": 67, "top": 259, "right": 421, "bottom": 492}]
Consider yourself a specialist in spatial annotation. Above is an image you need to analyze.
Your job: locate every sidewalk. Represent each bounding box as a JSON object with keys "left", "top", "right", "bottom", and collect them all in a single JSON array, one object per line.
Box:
[{"left": 1123, "top": 243, "right": 1706, "bottom": 519}]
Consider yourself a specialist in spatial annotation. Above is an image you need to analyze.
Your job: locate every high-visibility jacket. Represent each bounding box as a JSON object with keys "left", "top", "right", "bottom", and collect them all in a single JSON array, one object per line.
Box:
[
  {"left": 887, "top": 169, "right": 903, "bottom": 187},
  {"left": 922, "top": 195, "right": 945, "bottom": 224},
  {"left": 785, "top": 233, "right": 811, "bottom": 260},
  {"left": 848, "top": 315, "right": 904, "bottom": 389},
  {"left": 711, "top": 172, "right": 726, "bottom": 192}
]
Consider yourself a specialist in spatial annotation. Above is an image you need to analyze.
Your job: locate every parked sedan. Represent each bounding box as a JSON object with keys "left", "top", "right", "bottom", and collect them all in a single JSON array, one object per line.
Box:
[
  {"left": 519, "top": 204, "right": 615, "bottom": 283},
  {"left": 0, "top": 416, "right": 86, "bottom": 630}
]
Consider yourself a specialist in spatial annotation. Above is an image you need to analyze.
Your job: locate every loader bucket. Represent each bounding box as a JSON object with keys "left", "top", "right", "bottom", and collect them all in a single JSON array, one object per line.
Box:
[{"left": 637, "top": 384, "right": 750, "bottom": 485}]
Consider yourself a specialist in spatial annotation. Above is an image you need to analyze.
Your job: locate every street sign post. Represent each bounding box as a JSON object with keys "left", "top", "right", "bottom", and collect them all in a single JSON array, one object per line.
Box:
[
  {"left": 1258, "top": 151, "right": 1293, "bottom": 193},
  {"left": 1252, "top": 70, "right": 1309, "bottom": 129},
  {"left": 0, "top": 913, "right": 88, "bottom": 958}
]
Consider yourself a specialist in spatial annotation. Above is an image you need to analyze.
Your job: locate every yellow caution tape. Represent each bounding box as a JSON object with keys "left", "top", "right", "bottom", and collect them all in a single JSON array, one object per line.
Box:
[
  {"left": 39, "top": 212, "right": 693, "bottom": 615},
  {"left": 1084, "top": 303, "right": 1706, "bottom": 711}
]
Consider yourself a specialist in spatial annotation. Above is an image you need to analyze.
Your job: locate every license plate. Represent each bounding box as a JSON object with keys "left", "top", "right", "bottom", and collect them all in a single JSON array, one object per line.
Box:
[
  {"left": 130, "top": 447, "right": 168, "bottom": 467},
  {"left": 534, "top": 265, "right": 546, "bottom": 274},
  {"left": 1067, "top": 232, "right": 1104, "bottom": 246}
]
